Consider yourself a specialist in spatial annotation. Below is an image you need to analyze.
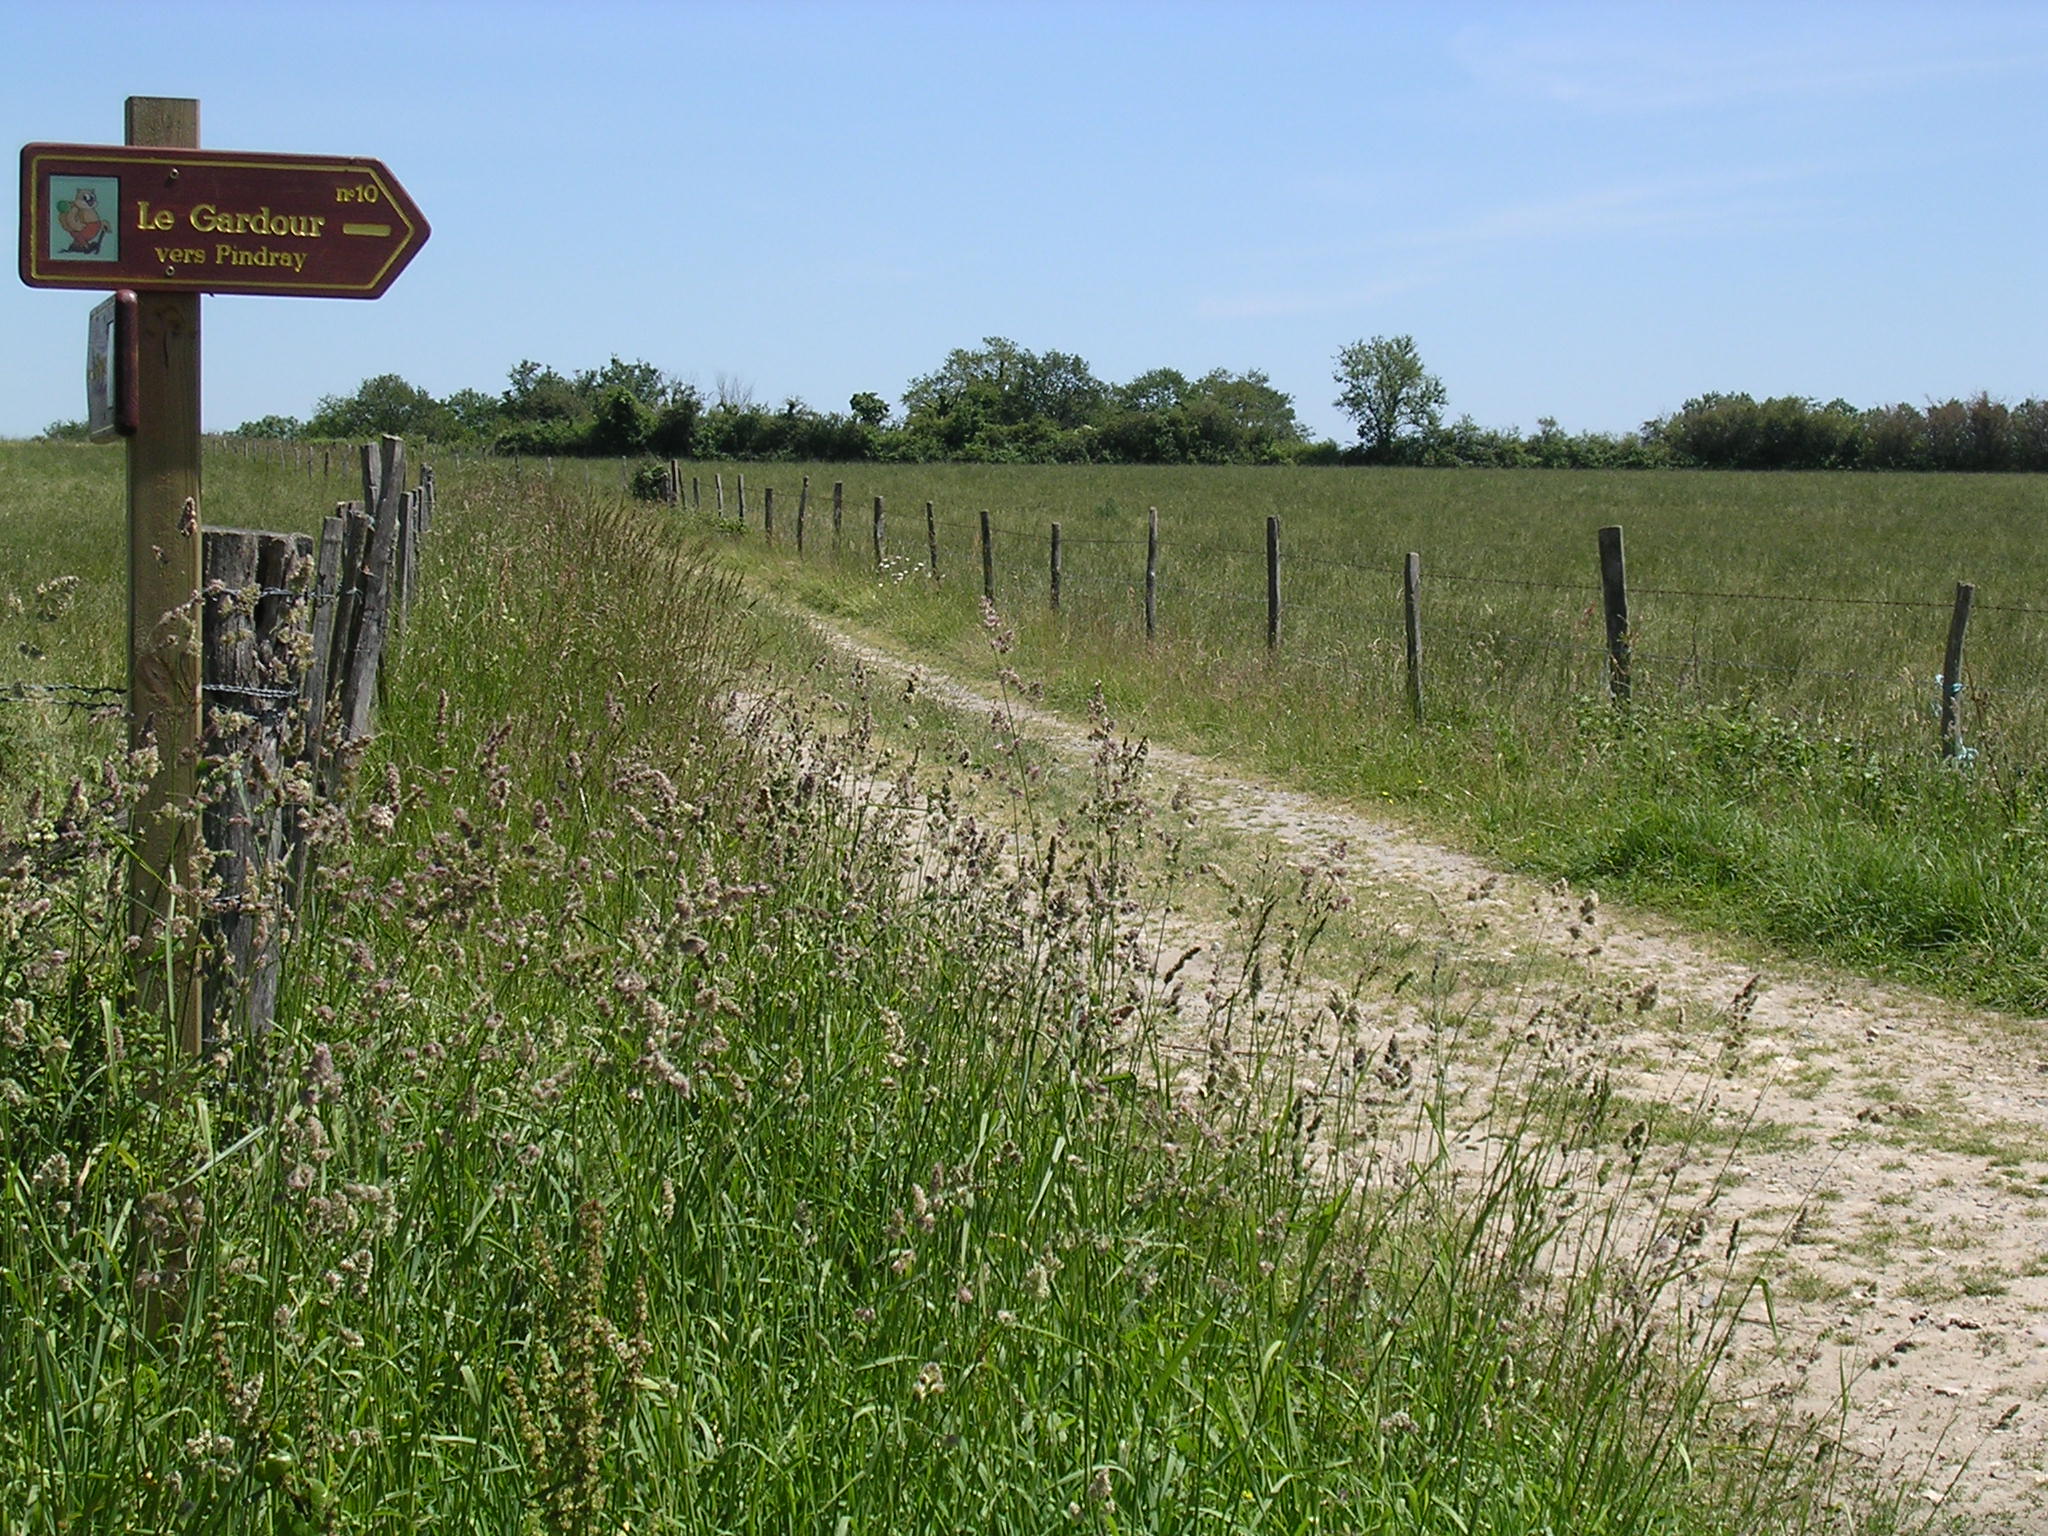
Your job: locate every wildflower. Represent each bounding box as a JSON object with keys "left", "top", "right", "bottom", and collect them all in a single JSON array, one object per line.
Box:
[
  {"left": 1088, "top": 1468, "right": 1115, "bottom": 1509},
  {"left": 304, "top": 1042, "right": 342, "bottom": 1101},
  {"left": 912, "top": 1361, "right": 945, "bottom": 1401}
]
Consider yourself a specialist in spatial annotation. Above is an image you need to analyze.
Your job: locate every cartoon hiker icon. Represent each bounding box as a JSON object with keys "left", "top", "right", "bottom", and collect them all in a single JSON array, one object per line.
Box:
[{"left": 57, "top": 186, "right": 108, "bottom": 254}]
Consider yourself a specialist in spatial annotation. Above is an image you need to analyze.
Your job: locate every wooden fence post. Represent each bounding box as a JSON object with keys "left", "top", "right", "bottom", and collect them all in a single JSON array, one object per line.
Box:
[
  {"left": 668, "top": 458, "right": 680, "bottom": 505},
  {"left": 763, "top": 486, "right": 775, "bottom": 542},
  {"left": 1145, "top": 507, "right": 1158, "bottom": 639},
  {"left": 980, "top": 509, "right": 995, "bottom": 601},
  {"left": 1404, "top": 551, "right": 1424, "bottom": 724},
  {"left": 1266, "top": 515, "right": 1281, "bottom": 650},
  {"left": 303, "top": 514, "right": 344, "bottom": 789},
  {"left": 833, "top": 481, "right": 844, "bottom": 540},
  {"left": 1050, "top": 522, "right": 1063, "bottom": 611},
  {"left": 1940, "top": 580, "right": 1976, "bottom": 758},
  {"left": 872, "top": 495, "right": 886, "bottom": 570},
  {"left": 715, "top": 473, "right": 725, "bottom": 516},
  {"left": 926, "top": 500, "right": 939, "bottom": 580},
  {"left": 200, "top": 527, "right": 315, "bottom": 1043},
  {"left": 737, "top": 473, "right": 748, "bottom": 525},
  {"left": 691, "top": 475, "right": 700, "bottom": 509},
  {"left": 1598, "top": 525, "right": 1630, "bottom": 705},
  {"left": 798, "top": 476, "right": 810, "bottom": 551},
  {"left": 338, "top": 437, "right": 405, "bottom": 743}
]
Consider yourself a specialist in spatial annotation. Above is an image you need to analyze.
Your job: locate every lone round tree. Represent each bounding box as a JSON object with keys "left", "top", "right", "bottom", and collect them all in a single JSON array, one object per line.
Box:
[{"left": 1334, "top": 334, "right": 1447, "bottom": 462}]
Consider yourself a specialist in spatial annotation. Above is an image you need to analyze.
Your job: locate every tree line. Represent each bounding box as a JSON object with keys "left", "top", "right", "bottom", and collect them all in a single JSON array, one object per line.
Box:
[{"left": 39, "top": 333, "right": 2048, "bottom": 471}]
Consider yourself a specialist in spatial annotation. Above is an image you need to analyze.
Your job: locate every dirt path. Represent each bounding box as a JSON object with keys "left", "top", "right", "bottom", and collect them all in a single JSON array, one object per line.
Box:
[{"left": 794, "top": 613, "right": 2048, "bottom": 1533}]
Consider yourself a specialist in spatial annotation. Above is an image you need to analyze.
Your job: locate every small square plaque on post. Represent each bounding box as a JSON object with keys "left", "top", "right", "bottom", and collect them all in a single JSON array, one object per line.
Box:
[{"left": 86, "top": 288, "right": 138, "bottom": 441}]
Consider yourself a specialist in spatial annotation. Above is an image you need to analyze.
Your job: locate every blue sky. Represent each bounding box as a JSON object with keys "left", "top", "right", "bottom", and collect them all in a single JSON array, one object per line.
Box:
[{"left": 6, "top": 0, "right": 2045, "bottom": 443}]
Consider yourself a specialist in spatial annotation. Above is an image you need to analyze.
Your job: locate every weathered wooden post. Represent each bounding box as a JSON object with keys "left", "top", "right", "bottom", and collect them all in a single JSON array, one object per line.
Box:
[
  {"left": 872, "top": 495, "right": 886, "bottom": 571},
  {"left": 338, "top": 437, "right": 406, "bottom": 742},
  {"left": 668, "top": 458, "right": 680, "bottom": 505},
  {"left": 1939, "top": 581, "right": 1976, "bottom": 759},
  {"left": 121, "top": 97, "right": 206, "bottom": 1045},
  {"left": 1050, "top": 522, "right": 1063, "bottom": 611},
  {"left": 980, "top": 509, "right": 995, "bottom": 602},
  {"left": 1404, "top": 551, "right": 1424, "bottom": 724},
  {"left": 201, "top": 527, "right": 315, "bottom": 1041},
  {"left": 737, "top": 472, "right": 748, "bottom": 525},
  {"left": 715, "top": 473, "right": 725, "bottom": 516},
  {"left": 1599, "top": 525, "right": 1631, "bottom": 705},
  {"left": 926, "top": 500, "right": 939, "bottom": 580},
  {"left": 798, "top": 476, "right": 810, "bottom": 552},
  {"left": 763, "top": 486, "right": 775, "bottom": 543},
  {"left": 1266, "top": 515, "right": 1281, "bottom": 651},
  {"left": 1145, "top": 507, "right": 1159, "bottom": 639},
  {"left": 833, "top": 480, "right": 845, "bottom": 541}
]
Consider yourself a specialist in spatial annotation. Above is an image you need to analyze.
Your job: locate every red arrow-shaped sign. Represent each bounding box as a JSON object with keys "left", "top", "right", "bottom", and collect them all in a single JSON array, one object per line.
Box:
[{"left": 20, "top": 143, "right": 429, "bottom": 299}]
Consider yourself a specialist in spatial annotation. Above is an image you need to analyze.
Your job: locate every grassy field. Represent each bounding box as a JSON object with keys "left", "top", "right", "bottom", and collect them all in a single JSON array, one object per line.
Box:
[
  {"left": 0, "top": 440, "right": 1906, "bottom": 1533},
  {"left": 629, "top": 458, "right": 2048, "bottom": 1012}
]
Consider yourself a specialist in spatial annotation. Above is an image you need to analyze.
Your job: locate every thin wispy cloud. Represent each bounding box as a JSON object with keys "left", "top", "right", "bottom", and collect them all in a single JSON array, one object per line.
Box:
[
  {"left": 1393, "top": 166, "right": 1837, "bottom": 251},
  {"left": 1449, "top": 11, "right": 2048, "bottom": 114},
  {"left": 1200, "top": 165, "right": 1836, "bottom": 322}
]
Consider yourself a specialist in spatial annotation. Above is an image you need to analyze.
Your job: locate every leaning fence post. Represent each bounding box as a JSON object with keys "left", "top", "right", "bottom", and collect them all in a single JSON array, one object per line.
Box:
[
  {"left": 1939, "top": 580, "right": 1976, "bottom": 759},
  {"left": 715, "top": 473, "right": 725, "bottom": 517},
  {"left": 763, "top": 486, "right": 775, "bottom": 543},
  {"left": 872, "top": 495, "right": 886, "bottom": 570},
  {"left": 737, "top": 472, "right": 748, "bottom": 526},
  {"left": 980, "top": 509, "right": 995, "bottom": 601},
  {"left": 1598, "top": 525, "right": 1630, "bottom": 705},
  {"left": 1266, "top": 515, "right": 1281, "bottom": 650},
  {"left": 1145, "top": 507, "right": 1159, "bottom": 639},
  {"left": 1050, "top": 522, "right": 1063, "bottom": 611},
  {"left": 1404, "top": 551, "right": 1424, "bottom": 724},
  {"left": 926, "top": 501, "right": 939, "bottom": 580}
]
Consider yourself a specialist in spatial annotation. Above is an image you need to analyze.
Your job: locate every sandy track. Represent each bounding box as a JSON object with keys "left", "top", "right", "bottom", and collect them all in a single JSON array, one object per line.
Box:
[{"left": 795, "top": 614, "right": 2048, "bottom": 1533}]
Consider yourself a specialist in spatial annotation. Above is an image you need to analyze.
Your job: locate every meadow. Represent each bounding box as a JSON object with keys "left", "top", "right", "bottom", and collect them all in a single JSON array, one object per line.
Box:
[
  {"left": 0, "top": 439, "right": 1909, "bottom": 1533},
  {"left": 643, "top": 458, "right": 2048, "bottom": 1012}
]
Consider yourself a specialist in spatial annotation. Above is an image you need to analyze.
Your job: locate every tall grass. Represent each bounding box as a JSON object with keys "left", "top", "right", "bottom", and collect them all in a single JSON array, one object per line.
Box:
[
  {"left": 655, "top": 459, "right": 2048, "bottom": 1010},
  {"left": 0, "top": 447, "right": 1899, "bottom": 1531}
]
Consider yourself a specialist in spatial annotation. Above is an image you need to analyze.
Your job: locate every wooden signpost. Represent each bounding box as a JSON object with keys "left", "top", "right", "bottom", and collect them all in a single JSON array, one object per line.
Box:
[
  {"left": 18, "top": 98, "right": 430, "bottom": 1052},
  {"left": 20, "top": 141, "right": 428, "bottom": 298}
]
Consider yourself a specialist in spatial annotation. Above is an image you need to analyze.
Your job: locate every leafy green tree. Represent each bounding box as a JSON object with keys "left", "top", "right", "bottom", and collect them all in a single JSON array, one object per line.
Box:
[
  {"left": 1332, "top": 335, "right": 1446, "bottom": 463},
  {"left": 502, "top": 360, "right": 585, "bottom": 423},
  {"left": 440, "top": 389, "right": 504, "bottom": 444},
  {"left": 1189, "top": 369, "right": 1302, "bottom": 450},
  {"left": 574, "top": 355, "right": 669, "bottom": 409},
  {"left": 235, "top": 414, "right": 303, "bottom": 440},
  {"left": 849, "top": 391, "right": 891, "bottom": 428},
  {"left": 587, "top": 387, "right": 653, "bottom": 455},
  {"left": 38, "top": 418, "right": 91, "bottom": 442},
  {"left": 902, "top": 338, "right": 1105, "bottom": 431},
  {"left": 305, "top": 374, "right": 452, "bottom": 441},
  {"left": 648, "top": 386, "right": 704, "bottom": 457},
  {"left": 1115, "top": 368, "right": 1192, "bottom": 414}
]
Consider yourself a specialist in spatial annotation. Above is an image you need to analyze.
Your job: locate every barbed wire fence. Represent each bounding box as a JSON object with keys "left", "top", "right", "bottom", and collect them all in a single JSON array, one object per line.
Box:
[{"left": 597, "top": 461, "right": 2043, "bottom": 773}]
